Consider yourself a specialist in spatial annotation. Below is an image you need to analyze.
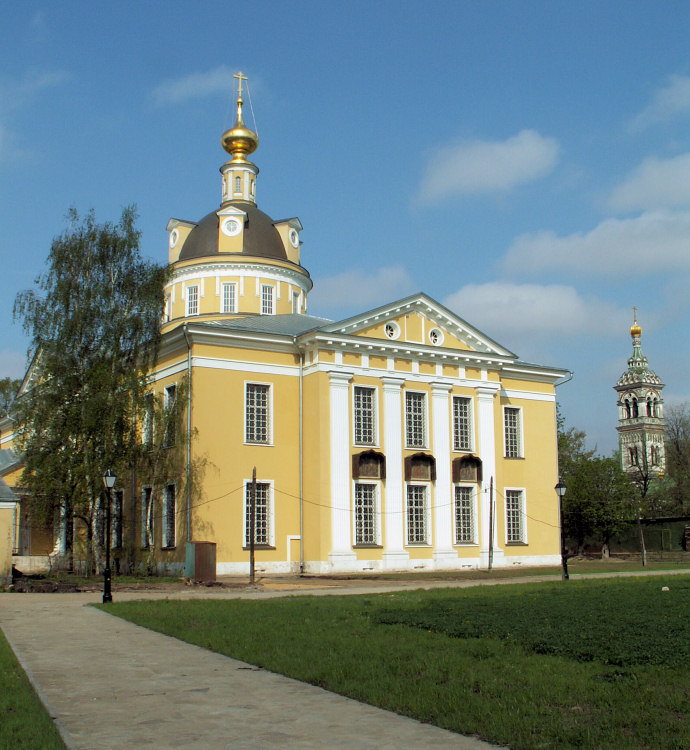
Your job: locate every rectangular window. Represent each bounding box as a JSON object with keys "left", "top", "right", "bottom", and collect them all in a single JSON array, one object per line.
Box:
[
  {"left": 112, "top": 490, "right": 123, "bottom": 549},
  {"left": 162, "top": 484, "right": 175, "bottom": 548},
  {"left": 141, "top": 487, "right": 153, "bottom": 548},
  {"left": 186, "top": 284, "right": 199, "bottom": 316},
  {"left": 405, "top": 392, "right": 426, "bottom": 448},
  {"left": 454, "top": 486, "right": 475, "bottom": 544},
  {"left": 245, "top": 383, "right": 270, "bottom": 443},
  {"left": 164, "top": 385, "right": 177, "bottom": 447},
  {"left": 142, "top": 393, "right": 154, "bottom": 447},
  {"left": 506, "top": 489, "right": 526, "bottom": 544},
  {"left": 406, "top": 485, "right": 429, "bottom": 545},
  {"left": 164, "top": 293, "right": 172, "bottom": 322},
  {"left": 354, "top": 386, "right": 376, "bottom": 445},
  {"left": 244, "top": 481, "right": 271, "bottom": 546},
  {"left": 354, "top": 483, "right": 377, "bottom": 545},
  {"left": 222, "top": 282, "right": 236, "bottom": 314},
  {"left": 504, "top": 407, "right": 522, "bottom": 458},
  {"left": 261, "top": 284, "right": 274, "bottom": 315},
  {"left": 453, "top": 397, "right": 472, "bottom": 451}
]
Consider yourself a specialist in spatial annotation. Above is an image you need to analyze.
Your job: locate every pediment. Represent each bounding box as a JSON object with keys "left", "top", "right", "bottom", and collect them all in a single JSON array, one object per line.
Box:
[{"left": 320, "top": 294, "right": 515, "bottom": 358}]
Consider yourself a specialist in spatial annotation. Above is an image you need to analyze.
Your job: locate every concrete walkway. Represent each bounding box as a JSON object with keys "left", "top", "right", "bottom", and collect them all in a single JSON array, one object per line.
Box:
[{"left": 0, "top": 587, "right": 503, "bottom": 750}]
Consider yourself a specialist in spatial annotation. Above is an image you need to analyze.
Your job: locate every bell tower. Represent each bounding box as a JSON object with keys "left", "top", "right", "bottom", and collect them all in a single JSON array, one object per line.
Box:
[{"left": 614, "top": 309, "right": 665, "bottom": 478}]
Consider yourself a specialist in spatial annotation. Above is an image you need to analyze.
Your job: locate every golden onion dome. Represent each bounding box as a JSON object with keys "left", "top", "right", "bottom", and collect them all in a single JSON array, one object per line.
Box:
[{"left": 221, "top": 93, "right": 258, "bottom": 162}]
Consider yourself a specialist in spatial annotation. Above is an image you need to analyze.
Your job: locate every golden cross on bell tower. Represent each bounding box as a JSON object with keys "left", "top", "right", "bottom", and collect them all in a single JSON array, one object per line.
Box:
[{"left": 234, "top": 71, "right": 248, "bottom": 98}]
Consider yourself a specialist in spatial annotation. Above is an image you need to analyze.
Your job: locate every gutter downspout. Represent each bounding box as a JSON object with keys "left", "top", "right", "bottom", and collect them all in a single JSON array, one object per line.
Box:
[
  {"left": 294, "top": 336, "right": 305, "bottom": 575},
  {"left": 183, "top": 325, "right": 192, "bottom": 543}
]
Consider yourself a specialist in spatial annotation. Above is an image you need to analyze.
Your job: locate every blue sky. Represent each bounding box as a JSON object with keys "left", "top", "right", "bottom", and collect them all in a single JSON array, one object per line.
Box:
[{"left": 1, "top": 1, "right": 689, "bottom": 454}]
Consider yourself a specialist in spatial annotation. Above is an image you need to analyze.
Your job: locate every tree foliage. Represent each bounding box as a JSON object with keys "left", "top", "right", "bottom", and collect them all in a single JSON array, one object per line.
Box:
[
  {"left": 663, "top": 403, "right": 690, "bottom": 515},
  {"left": 557, "top": 409, "right": 634, "bottom": 552},
  {"left": 0, "top": 377, "right": 22, "bottom": 418},
  {"left": 13, "top": 207, "right": 170, "bottom": 570}
]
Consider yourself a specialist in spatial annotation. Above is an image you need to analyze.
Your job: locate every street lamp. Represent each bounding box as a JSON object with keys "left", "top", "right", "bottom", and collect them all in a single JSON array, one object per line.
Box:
[
  {"left": 102, "top": 469, "right": 116, "bottom": 603},
  {"left": 554, "top": 480, "right": 569, "bottom": 580}
]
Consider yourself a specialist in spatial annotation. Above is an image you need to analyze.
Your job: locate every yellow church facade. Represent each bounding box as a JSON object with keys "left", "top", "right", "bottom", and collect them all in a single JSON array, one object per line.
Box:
[{"left": 1, "top": 76, "right": 566, "bottom": 577}]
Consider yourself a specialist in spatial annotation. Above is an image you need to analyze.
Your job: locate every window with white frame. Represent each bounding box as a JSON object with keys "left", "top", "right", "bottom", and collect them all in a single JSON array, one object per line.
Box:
[
  {"left": 164, "top": 293, "right": 172, "bottom": 323},
  {"left": 405, "top": 391, "right": 427, "bottom": 448},
  {"left": 505, "top": 489, "right": 526, "bottom": 544},
  {"left": 245, "top": 383, "right": 270, "bottom": 443},
  {"left": 112, "top": 489, "right": 123, "bottom": 549},
  {"left": 454, "top": 486, "right": 475, "bottom": 544},
  {"left": 162, "top": 484, "right": 175, "bottom": 548},
  {"left": 354, "top": 386, "right": 376, "bottom": 445},
  {"left": 261, "top": 284, "right": 274, "bottom": 315},
  {"left": 141, "top": 487, "right": 153, "bottom": 548},
  {"left": 244, "top": 481, "right": 272, "bottom": 546},
  {"left": 186, "top": 284, "right": 199, "bottom": 316},
  {"left": 406, "top": 484, "right": 429, "bottom": 544},
  {"left": 504, "top": 407, "right": 522, "bottom": 458},
  {"left": 453, "top": 396, "right": 473, "bottom": 451},
  {"left": 142, "top": 393, "right": 154, "bottom": 447},
  {"left": 354, "top": 483, "right": 378, "bottom": 545},
  {"left": 164, "top": 385, "right": 177, "bottom": 447},
  {"left": 221, "top": 282, "right": 237, "bottom": 314}
]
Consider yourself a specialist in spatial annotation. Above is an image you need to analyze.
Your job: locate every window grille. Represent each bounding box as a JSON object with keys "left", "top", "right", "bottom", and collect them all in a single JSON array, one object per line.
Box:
[
  {"left": 261, "top": 285, "right": 274, "bottom": 315},
  {"left": 222, "top": 283, "right": 236, "bottom": 314},
  {"left": 354, "top": 483, "right": 377, "bottom": 545},
  {"left": 453, "top": 397, "right": 472, "bottom": 451},
  {"left": 186, "top": 285, "right": 199, "bottom": 316},
  {"left": 406, "top": 485, "right": 428, "bottom": 544},
  {"left": 246, "top": 384, "right": 270, "bottom": 443},
  {"left": 245, "top": 482, "right": 270, "bottom": 546},
  {"left": 164, "top": 385, "right": 177, "bottom": 447},
  {"left": 454, "top": 486, "right": 475, "bottom": 544},
  {"left": 504, "top": 407, "right": 521, "bottom": 458},
  {"left": 405, "top": 392, "right": 426, "bottom": 448},
  {"left": 163, "top": 484, "right": 175, "bottom": 548},
  {"left": 354, "top": 386, "right": 376, "bottom": 445},
  {"left": 505, "top": 489, "right": 525, "bottom": 543}
]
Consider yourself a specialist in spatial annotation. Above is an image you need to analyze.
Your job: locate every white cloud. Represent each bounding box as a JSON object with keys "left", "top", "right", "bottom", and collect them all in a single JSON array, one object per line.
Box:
[
  {"left": 501, "top": 210, "right": 690, "bottom": 278},
  {"left": 308, "top": 266, "right": 414, "bottom": 317},
  {"left": 152, "top": 66, "right": 238, "bottom": 106},
  {"left": 608, "top": 153, "right": 690, "bottom": 212},
  {"left": 0, "top": 349, "right": 29, "bottom": 379},
  {"left": 630, "top": 74, "right": 690, "bottom": 131},
  {"left": 443, "top": 282, "right": 627, "bottom": 340},
  {"left": 419, "top": 129, "right": 559, "bottom": 202}
]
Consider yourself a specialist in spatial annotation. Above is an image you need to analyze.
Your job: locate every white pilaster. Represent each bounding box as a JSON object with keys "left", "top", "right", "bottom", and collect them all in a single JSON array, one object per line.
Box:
[
  {"left": 431, "top": 383, "right": 456, "bottom": 566},
  {"left": 381, "top": 377, "right": 409, "bottom": 569},
  {"left": 328, "top": 371, "right": 357, "bottom": 569},
  {"left": 476, "top": 384, "right": 503, "bottom": 566}
]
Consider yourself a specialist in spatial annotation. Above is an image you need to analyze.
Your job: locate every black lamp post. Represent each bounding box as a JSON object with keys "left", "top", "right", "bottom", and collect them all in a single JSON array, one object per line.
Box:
[
  {"left": 554, "top": 480, "right": 569, "bottom": 580},
  {"left": 102, "top": 469, "right": 116, "bottom": 603}
]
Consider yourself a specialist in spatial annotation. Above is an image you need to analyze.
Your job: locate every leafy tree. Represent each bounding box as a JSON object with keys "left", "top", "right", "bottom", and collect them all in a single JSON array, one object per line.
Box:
[
  {"left": 13, "top": 207, "right": 169, "bottom": 572},
  {"left": 663, "top": 403, "right": 690, "bottom": 515},
  {"left": 558, "top": 412, "right": 634, "bottom": 555},
  {"left": 0, "top": 377, "right": 22, "bottom": 418}
]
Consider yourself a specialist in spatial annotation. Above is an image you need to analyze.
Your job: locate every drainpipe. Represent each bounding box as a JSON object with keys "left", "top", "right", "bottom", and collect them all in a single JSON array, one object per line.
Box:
[
  {"left": 183, "top": 325, "right": 193, "bottom": 542},
  {"left": 294, "top": 336, "right": 305, "bottom": 574}
]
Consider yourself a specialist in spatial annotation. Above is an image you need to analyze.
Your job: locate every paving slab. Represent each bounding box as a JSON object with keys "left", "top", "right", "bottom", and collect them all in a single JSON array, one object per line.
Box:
[{"left": 0, "top": 591, "right": 502, "bottom": 750}]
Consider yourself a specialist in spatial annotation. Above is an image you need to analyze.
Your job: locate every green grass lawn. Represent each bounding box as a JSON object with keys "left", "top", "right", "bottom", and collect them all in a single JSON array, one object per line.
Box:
[
  {"left": 0, "top": 630, "right": 66, "bottom": 750},
  {"left": 105, "top": 575, "right": 690, "bottom": 750}
]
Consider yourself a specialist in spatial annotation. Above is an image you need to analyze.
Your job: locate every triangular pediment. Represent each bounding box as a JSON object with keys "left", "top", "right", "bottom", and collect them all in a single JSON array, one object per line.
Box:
[{"left": 318, "top": 294, "right": 515, "bottom": 358}]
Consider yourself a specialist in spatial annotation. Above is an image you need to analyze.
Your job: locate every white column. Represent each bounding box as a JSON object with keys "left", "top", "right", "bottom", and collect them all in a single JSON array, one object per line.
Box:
[
  {"left": 328, "top": 371, "right": 357, "bottom": 569},
  {"left": 476, "top": 384, "right": 502, "bottom": 566},
  {"left": 381, "top": 377, "right": 409, "bottom": 569},
  {"left": 431, "top": 383, "right": 456, "bottom": 566}
]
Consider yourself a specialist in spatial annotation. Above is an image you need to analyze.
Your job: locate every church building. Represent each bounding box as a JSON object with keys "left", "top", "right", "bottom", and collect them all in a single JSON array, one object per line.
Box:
[
  {"left": 615, "top": 312, "right": 665, "bottom": 479},
  {"left": 2, "top": 75, "right": 568, "bottom": 577}
]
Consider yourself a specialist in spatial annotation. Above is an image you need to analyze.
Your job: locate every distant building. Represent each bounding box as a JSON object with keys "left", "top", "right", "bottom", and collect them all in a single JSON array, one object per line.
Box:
[
  {"left": 614, "top": 311, "right": 665, "bottom": 479},
  {"left": 2, "top": 75, "right": 569, "bottom": 576}
]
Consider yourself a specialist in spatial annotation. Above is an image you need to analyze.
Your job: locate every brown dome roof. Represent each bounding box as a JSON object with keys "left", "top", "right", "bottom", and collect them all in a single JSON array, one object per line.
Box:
[{"left": 179, "top": 202, "right": 287, "bottom": 262}]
